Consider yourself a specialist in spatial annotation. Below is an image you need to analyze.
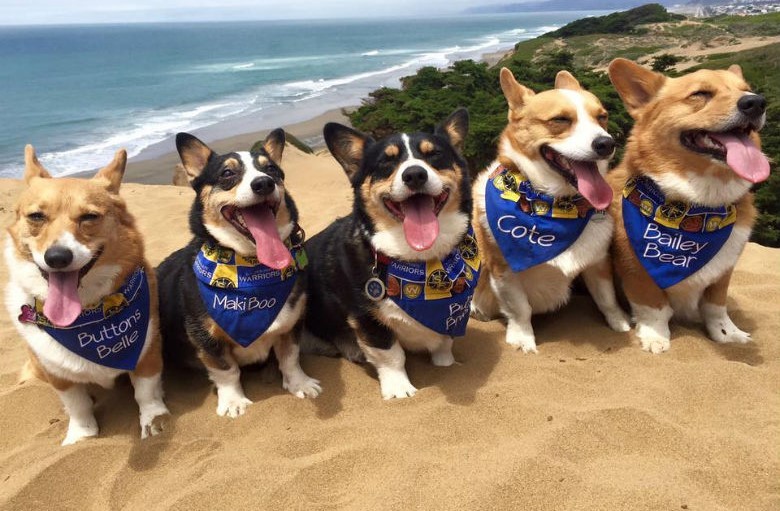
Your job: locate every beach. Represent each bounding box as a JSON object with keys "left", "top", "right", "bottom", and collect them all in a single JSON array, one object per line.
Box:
[{"left": 0, "top": 143, "right": 779, "bottom": 510}]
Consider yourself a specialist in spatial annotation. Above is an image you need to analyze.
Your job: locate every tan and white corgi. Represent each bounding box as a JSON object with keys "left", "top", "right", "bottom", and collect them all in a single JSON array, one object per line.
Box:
[
  {"left": 5, "top": 146, "right": 169, "bottom": 445},
  {"left": 604, "top": 59, "right": 770, "bottom": 353},
  {"left": 471, "top": 68, "right": 630, "bottom": 353}
]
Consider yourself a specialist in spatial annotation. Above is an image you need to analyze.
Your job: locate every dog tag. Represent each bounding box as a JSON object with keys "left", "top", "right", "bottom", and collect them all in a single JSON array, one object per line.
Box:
[{"left": 364, "top": 277, "right": 386, "bottom": 301}]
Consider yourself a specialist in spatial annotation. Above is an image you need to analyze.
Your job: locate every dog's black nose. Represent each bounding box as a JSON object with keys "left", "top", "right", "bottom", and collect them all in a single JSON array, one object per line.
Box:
[
  {"left": 401, "top": 166, "right": 428, "bottom": 190},
  {"left": 737, "top": 94, "right": 766, "bottom": 118},
  {"left": 250, "top": 176, "right": 275, "bottom": 196},
  {"left": 592, "top": 136, "right": 616, "bottom": 158},
  {"left": 44, "top": 246, "right": 73, "bottom": 270}
]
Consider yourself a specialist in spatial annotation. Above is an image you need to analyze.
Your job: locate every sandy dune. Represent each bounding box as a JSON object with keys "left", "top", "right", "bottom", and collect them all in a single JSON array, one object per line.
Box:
[{"left": 0, "top": 147, "right": 778, "bottom": 510}]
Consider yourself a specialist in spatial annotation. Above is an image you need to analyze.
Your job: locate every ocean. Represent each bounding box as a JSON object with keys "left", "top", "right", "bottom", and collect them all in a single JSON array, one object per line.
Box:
[{"left": 0, "top": 13, "right": 603, "bottom": 178}]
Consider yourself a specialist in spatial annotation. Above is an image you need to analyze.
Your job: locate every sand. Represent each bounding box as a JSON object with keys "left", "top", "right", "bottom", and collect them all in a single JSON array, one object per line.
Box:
[{"left": 0, "top": 145, "right": 779, "bottom": 510}]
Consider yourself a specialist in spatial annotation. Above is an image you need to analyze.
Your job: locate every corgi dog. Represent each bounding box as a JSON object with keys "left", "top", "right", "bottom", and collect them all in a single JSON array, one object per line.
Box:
[
  {"left": 157, "top": 130, "right": 320, "bottom": 418},
  {"left": 604, "top": 59, "right": 770, "bottom": 353},
  {"left": 5, "top": 146, "right": 169, "bottom": 445},
  {"left": 303, "top": 109, "right": 479, "bottom": 400},
  {"left": 470, "top": 68, "right": 630, "bottom": 353}
]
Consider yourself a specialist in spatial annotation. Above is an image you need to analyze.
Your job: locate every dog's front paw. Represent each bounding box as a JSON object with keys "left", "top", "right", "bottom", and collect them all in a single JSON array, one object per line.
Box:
[
  {"left": 708, "top": 324, "right": 752, "bottom": 344},
  {"left": 605, "top": 310, "right": 631, "bottom": 333},
  {"left": 379, "top": 371, "right": 418, "bottom": 400},
  {"left": 62, "top": 419, "right": 99, "bottom": 446},
  {"left": 217, "top": 396, "right": 252, "bottom": 418},
  {"left": 506, "top": 333, "right": 538, "bottom": 354},
  {"left": 283, "top": 375, "right": 322, "bottom": 399},
  {"left": 639, "top": 335, "right": 670, "bottom": 354},
  {"left": 140, "top": 405, "right": 170, "bottom": 439}
]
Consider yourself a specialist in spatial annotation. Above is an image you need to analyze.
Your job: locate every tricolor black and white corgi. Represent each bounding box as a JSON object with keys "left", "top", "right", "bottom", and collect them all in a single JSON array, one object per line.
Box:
[
  {"left": 303, "top": 109, "right": 480, "bottom": 400},
  {"left": 157, "top": 130, "right": 320, "bottom": 418},
  {"left": 470, "top": 68, "right": 630, "bottom": 353}
]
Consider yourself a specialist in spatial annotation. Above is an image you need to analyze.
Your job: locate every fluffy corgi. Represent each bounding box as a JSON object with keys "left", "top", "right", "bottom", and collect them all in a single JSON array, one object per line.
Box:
[
  {"left": 303, "top": 109, "right": 478, "bottom": 400},
  {"left": 5, "top": 146, "right": 169, "bottom": 445},
  {"left": 604, "top": 59, "right": 770, "bottom": 353},
  {"left": 157, "top": 130, "right": 320, "bottom": 418},
  {"left": 470, "top": 68, "right": 630, "bottom": 353}
]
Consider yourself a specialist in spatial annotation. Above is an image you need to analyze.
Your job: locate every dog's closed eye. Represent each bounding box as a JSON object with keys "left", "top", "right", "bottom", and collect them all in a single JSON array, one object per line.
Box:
[{"left": 26, "top": 212, "right": 46, "bottom": 223}]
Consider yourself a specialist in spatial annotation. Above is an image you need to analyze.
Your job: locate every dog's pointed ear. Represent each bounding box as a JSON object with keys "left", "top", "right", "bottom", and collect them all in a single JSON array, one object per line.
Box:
[
  {"left": 608, "top": 58, "right": 666, "bottom": 119},
  {"left": 24, "top": 145, "right": 52, "bottom": 184},
  {"left": 94, "top": 149, "right": 127, "bottom": 194},
  {"left": 435, "top": 107, "right": 469, "bottom": 152},
  {"left": 499, "top": 67, "right": 535, "bottom": 111},
  {"left": 263, "top": 128, "right": 285, "bottom": 165},
  {"left": 555, "top": 70, "right": 582, "bottom": 91},
  {"left": 176, "top": 132, "right": 213, "bottom": 184},
  {"left": 323, "top": 123, "right": 371, "bottom": 180},
  {"left": 728, "top": 64, "right": 743, "bottom": 79}
]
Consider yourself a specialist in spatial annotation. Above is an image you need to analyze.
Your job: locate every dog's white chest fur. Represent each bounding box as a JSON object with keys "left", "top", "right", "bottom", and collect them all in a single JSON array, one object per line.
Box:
[{"left": 4, "top": 236, "right": 152, "bottom": 387}]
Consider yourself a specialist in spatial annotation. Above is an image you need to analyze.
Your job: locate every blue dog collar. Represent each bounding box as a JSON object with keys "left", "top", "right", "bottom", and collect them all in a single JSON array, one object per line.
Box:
[
  {"left": 19, "top": 267, "right": 150, "bottom": 371},
  {"left": 485, "top": 165, "right": 598, "bottom": 272},
  {"left": 622, "top": 176, "right": 736, "bottom": 289},
  {"left": 193, "top": 238, "right": 307, "bottom": 347}
]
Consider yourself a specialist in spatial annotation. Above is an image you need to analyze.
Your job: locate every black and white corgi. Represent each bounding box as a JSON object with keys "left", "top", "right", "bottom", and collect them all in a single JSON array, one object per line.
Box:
[
  {"left": 303, "top": 109, "right": 480, "bottom": 400},
  {"left": 157, "top": 130, "right": 320, "bottom": 418}
]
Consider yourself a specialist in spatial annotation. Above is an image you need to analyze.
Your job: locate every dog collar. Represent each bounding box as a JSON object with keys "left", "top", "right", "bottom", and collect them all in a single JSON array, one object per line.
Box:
[
  {"left": 364, "top": 227, "right": 481, "bottom": 337},
  {"left": 622, "top": 176, "right": 736, "bottom": 289},
  {"left": 19, "top": 267, "right": 150, "bottom": 371},
  {"left": 193, "top": 229, "right": 307, "bottom": 347},
  {"left": 485, "top": 165, "right": 600, "bottom": 272}
]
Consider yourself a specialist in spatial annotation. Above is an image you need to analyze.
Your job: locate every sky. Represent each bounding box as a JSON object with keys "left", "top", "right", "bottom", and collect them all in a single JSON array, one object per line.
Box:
[{"left": 0, "top": 0, "right": 515, "bottom": 25}]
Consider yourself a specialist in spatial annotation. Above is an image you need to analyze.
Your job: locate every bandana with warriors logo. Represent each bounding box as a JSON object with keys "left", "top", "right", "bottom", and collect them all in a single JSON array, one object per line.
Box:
[
  {"left": 622, "top": 176, "right": 736, "bottom": 289},
  {"left": 376, "top": 227, "right": 481, "bottom": 337}
]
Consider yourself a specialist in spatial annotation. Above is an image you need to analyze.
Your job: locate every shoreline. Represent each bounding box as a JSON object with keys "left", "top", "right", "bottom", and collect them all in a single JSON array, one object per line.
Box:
[
  {"left": 123, "top": 47, "right": 515, "bottom": 185},
  {"left": 123, "top": 107, "right": 352, "bottom": 184}
]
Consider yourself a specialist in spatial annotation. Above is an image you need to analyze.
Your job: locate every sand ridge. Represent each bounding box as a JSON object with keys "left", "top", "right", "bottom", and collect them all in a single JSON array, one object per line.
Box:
[{"left": 0, "top": 147, "right": 778, "bottom": 510}]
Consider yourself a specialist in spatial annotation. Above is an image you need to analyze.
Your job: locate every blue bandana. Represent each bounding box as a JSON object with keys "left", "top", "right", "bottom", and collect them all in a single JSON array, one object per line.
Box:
[
  {"left": 622, "top": 176, "right": 736, "bottom": 289},
  {"left": 377, "top": 228, "right": 481, "bottom": 337},
  {"left": 485, "top": 165, "right": 598, "bottom": 272},
  {"left": 193, "top": 241, "right": 307, "bottom": 347},
  {"left": 18, "top": 267, "right": 150, "bottom": 371}
]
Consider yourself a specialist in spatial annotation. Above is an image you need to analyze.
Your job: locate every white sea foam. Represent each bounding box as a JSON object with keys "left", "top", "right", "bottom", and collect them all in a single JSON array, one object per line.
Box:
[{"left": 1, "top": 22, "right": 568, "bottom": 178}]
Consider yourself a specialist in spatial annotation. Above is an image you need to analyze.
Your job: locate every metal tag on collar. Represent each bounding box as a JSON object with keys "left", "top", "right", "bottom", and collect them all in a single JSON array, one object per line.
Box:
[{"left": 364, "top": 251, "right": 386, "bottom": 301}]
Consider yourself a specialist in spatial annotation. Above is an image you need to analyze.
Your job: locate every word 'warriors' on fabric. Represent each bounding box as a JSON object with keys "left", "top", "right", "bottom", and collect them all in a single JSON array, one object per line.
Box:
[
  {"left": 193, "top": 241, "right": 307, "bottom": 347},
  {"left": 377, "top": 228, "right": 481, "bottom": 336}
]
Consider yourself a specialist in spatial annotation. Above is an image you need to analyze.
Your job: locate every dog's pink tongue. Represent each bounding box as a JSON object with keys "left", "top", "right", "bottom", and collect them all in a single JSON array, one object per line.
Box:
[
  {"left": 400, "top": 194, "right": 439, "bottom": 251},
  {"left": 709, "top": 132, "right": 771, "bottom": 184},
  {"left": 571, "top": 160, "right": 613, "bottom": 210},
  {"left": 44, "top": 271, "right": 82, "bottom": 327},
  {"left": 241, "top": 204, "right": 292, "bottom": 270}
]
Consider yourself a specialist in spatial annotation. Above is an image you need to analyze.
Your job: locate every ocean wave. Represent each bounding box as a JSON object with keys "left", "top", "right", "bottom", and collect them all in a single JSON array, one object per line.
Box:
[{"left": 0, "top": 21, "right": 568, "bottom": 177}]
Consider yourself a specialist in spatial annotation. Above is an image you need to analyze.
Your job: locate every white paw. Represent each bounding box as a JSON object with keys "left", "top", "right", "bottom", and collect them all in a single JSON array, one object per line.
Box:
[
  {"left": 216, "top": 396, "right": 252, "bottom": 418},
  {"left": 283, "top": 375, "right": 322, "bottom": 399},
  {"left": 709, "top": 324, "right": 752, "bottom": 344},
  {"left": 62, "top": 420, "right": 98, "bottom": 446},
  {"left": 639, "top": 335, "right": 670, "bottom": 354},
  {"left": 506, "top": 333, "right": 538, "bottom": 354},
  {"left": 431, "top": 349, "right": 455, "bottom": 367},
  {"left": 139, "top": 404, "right": 170, "bottom": 439},
  {"left": 379, "top": 372, "right": 418, "bottom": 400},
  {"left": 606, "top": 310, "right": 631, "bottom": 332}
]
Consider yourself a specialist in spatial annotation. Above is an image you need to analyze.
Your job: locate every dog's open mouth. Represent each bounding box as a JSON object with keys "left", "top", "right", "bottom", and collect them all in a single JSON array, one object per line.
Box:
[
  {"left": 541, "top": 146, "right": 613, "bottom": 210},
  {"left": 382, "top": 190, "right": 449, "bottom": 252},
  {"left": 40, "top": 247, "right": 103, "bottom": 328},
  {"left": 680, "top": 128, "right": 770, "bottom": 184},
  {"left": 220, "top": 201, "right": 292, "bottom": 270}
]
